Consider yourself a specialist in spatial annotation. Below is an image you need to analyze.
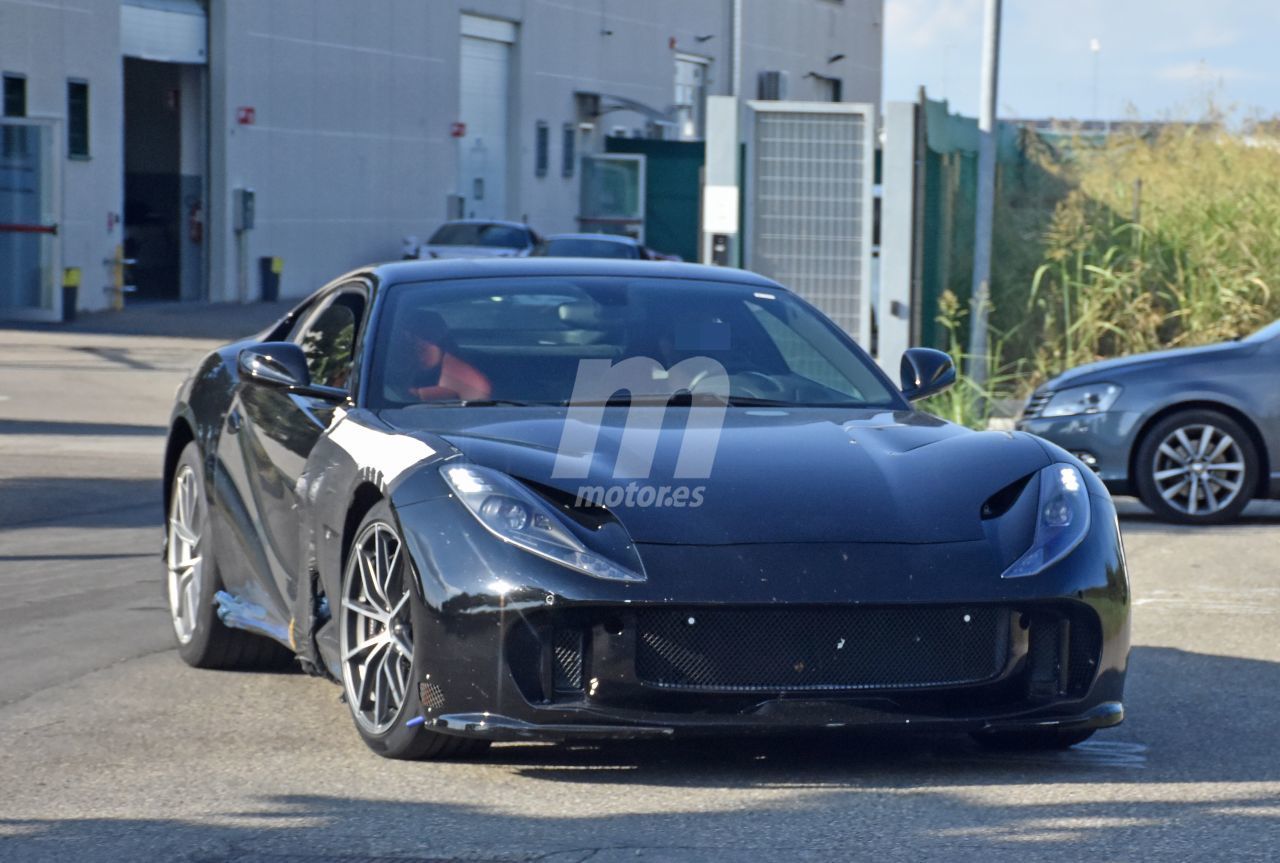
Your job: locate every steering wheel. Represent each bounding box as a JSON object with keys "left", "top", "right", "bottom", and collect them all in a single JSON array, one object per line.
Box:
[{"left": 731, "top": 371, "right": 788, "bottom": 399}]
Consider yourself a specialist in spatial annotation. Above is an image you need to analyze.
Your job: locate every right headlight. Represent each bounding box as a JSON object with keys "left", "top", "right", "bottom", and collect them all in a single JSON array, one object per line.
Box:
[
  {"left": 441, "top": 463, "right": 645, "bottom": 583},
  {"left": 1002, "top": 464, "right": 1092, "bottom": 579},
  {"left": 1040, "top": 383, "right": 1122, "bottom": 417}
]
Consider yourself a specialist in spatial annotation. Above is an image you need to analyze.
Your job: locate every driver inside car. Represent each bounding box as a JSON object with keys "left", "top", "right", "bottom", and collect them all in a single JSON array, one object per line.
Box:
[{"left": 385, "top": 308, "right": 491, "bottom": 403}]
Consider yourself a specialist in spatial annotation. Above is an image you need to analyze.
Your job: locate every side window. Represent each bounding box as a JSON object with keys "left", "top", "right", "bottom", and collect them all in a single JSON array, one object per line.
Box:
[{"left": 295, "top": 290, "right": 366, "bottom": 390}]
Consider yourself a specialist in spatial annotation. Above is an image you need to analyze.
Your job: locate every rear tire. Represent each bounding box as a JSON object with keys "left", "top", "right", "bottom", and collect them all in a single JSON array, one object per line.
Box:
[
  {"left": 166, "top": 441, "right": 295, "bottom": 670},
  {"left": 1134, "top": 409, "right": 1258, "bottom": 524},
  {"left": 971, "top": 728, "right": 1096, "bottom": 751},
  {"left": 339, "top": 500, "right": 491, "bottom": 761}
]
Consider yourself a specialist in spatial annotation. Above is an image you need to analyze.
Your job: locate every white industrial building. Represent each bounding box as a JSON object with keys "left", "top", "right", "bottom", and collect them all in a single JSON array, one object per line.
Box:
[{"left": 0, "top": 0, "right": 882, "bottom": 321}]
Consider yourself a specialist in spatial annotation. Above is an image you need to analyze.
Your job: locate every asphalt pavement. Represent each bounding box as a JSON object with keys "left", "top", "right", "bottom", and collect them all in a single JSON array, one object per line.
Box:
[{"left": 1, "top": 307, "right": 1278, "bottom": 862}]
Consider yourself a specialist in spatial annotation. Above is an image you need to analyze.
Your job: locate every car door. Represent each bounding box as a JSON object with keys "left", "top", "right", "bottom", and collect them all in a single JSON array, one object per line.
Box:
[{"left": 229, "top": 283, "right": 369, "bottom": 618}]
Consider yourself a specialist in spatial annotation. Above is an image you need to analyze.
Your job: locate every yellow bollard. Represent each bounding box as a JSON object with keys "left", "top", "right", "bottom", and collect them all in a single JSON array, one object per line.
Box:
[{"left": 62, "top": 267, "right": 81, "bottom": 322}]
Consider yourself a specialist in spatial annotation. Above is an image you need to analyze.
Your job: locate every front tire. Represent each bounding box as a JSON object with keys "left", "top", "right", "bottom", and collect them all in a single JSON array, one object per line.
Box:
[
  {"left": 1134, "top": 409, "right": 1257, "bottom": 524},
  {"left": 339, "top": 500, "right": 490, "bottom": 760},
  {"left": 166, "top": 441, "right": 294, "bottom": 669}
]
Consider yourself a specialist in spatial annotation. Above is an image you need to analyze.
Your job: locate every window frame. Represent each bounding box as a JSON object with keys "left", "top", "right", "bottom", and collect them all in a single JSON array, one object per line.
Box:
[
  {"left": 3, "top": 73, "right": 26, "bottom": 118},
  {"left": 534, "top": 120, "right": 549, "bottom": 178},
  {"left": 561, "top": 123, "right": 576, "bottom": 177},
  {"left": 289, "top": 281, "right": 371, "bottom": 398},
  {"left": 66, "top": 78, "right": 90, "bottom": 158}
]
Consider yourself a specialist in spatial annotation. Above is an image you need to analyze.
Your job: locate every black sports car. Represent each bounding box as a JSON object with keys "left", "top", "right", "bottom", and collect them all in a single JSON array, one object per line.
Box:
[{"left": 164, "top": 259, "right": 1130, "bottom": 760}]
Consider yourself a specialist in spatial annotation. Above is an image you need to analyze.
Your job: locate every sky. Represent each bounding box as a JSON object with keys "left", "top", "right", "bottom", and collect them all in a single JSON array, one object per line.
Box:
[{"left": 883, "top": 0, "right": 1280, "bottom": 121}]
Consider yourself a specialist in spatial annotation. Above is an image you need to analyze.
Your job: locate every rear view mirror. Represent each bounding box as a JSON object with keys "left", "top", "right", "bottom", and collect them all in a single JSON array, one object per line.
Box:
[
  {"left": 237, "top": 342, "right": 347, "bottom": 401},
  {"left": 900, "top": 348, "right": 957, "bottom": 401}
]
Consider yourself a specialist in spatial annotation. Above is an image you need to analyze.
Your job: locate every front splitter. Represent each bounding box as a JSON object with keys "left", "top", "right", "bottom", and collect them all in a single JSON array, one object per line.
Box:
[{"left": 423, "top": 701, "right": 1125, "bottom": 742}]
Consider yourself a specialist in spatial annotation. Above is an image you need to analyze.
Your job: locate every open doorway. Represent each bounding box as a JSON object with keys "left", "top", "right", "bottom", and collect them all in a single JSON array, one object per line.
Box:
[{"left": 123, "top": 58, "right": 204, "bottom": 301}]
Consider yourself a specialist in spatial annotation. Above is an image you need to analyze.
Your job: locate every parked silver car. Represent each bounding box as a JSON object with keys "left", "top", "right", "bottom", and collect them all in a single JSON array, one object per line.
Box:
[
  {"left": 1019, "top": 320, "right": 1280, "bottom": 524},
  {"left": 402, "top": 220, "right": 540, "bottom": 260}
]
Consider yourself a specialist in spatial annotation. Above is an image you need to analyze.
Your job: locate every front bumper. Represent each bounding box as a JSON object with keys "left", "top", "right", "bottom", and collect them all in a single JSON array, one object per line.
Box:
[
  {"left": 1017, "top": 410, "right": 1142, "bottom": 493},
  {"left": 388, "top": 486, "right": 1130, "bottom": 743}
]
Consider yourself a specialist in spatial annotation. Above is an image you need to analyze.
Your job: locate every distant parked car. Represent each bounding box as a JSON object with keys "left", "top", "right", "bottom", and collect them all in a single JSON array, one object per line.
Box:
[
  {"left": 403, "top": 220, "right": 539, "bottom": 260},
  {"left": 529, "top": 232, "right": 679, "bottom": 261},
  {"left": 1019, "top": 320, "right": 1280, "bottom": 524}
]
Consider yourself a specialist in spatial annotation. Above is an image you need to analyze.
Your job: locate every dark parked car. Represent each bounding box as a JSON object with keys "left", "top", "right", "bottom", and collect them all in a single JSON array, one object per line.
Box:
[
  {"left": 1019, "top": 320, "right": 1280, "bottom": 524},
  {"left": 164, "top": 258, "right": 1129, "bottom": 760},
  {"left": 530, "top": 233, "right": 659, "bottom": 260},
  {"left": 403, "top": 219, "right": 539, "bottom": 260}
]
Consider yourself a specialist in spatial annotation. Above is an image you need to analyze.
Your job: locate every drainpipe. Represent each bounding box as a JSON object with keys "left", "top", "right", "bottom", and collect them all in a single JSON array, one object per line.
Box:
[{"left": 731, "top": 0, "right": 743, "bottom": 98}]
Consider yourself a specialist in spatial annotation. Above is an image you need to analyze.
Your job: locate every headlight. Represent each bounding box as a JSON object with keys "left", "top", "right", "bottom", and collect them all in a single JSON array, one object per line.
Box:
[
  {"left": 1002, "top": 464, "right": 1092, "bottom": 579},
  {"left": 441, "top": 463, "right": 644, "bottom": 583},
  {"left": 1040, "top": 383, "right": 1121, "bottom": 417}
]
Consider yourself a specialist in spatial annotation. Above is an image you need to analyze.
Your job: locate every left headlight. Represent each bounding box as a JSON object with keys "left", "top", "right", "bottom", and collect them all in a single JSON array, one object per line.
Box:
[
  {"left": 441, "top": 463, "right": 645, "bottom": 583},
  {"left": 1040, "top": 383, "right": 1121, "bottom": 418},
  {"left": 1002, "top": 464, "right": 1092, "bottom": 579}
]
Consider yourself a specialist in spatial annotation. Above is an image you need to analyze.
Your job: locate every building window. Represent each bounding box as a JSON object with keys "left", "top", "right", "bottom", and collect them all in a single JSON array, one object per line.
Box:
[
  {"left": 562, "top": 123, "right": 576, "bottom": 177},
  {"left": 67, "top": 80, "right": 90, "bottom": 158},
  {"left": 674, "top": 54, "right": 709, "bottom": 141},
  {"left": 534, "top": 121, "right": 549, "bottom": 177},
  {"left": 3, "top": 74, "right": 26, "bottom": 117}
]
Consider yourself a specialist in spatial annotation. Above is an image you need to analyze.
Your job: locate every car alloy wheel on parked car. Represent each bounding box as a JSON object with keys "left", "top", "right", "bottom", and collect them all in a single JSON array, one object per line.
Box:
[{"left": 1134, "top": 410, "right": 1259, "bottom": 524}]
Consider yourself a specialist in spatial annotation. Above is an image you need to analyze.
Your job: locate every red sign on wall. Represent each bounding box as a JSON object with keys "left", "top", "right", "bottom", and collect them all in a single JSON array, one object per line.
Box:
[
  {"left": 236, "top": 106, "right": 256, "bottom": 126},
  {"left": 450, "top": 121, "right": 466, "bottom": 138}
]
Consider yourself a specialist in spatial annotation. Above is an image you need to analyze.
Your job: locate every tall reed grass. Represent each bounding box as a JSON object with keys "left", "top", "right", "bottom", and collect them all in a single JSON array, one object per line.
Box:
[{"left": 933, "top": 121, "right": 1280, "bottom": 427}]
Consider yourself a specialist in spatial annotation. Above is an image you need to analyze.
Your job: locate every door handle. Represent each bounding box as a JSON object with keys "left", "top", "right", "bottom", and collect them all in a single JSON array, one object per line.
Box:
[{"left": 227, "top": 408, "right": 243, "bottom": 434}]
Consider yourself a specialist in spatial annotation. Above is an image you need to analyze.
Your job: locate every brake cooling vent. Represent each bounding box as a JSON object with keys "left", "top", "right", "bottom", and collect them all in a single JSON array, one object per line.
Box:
[
  {"left": 552, "top": 628, "right": 584, "bottom": 692},
  {"left": 1026, "top": 606, "right": 1103, "bottom": 699},
  {"left": 635, "top": 606, "right": 1009, "bottom": 692}
]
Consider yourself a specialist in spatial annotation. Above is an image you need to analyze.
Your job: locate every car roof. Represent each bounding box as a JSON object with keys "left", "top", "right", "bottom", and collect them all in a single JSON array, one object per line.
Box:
[
  {"left": 544, "top": 233, "right": 640, "bottom": 245},
  {"left": 362, "top": 257, "right": 789, "bottom": 291},
  {"left": 433, "top": 218, "right": 532, "bottom": 229}
]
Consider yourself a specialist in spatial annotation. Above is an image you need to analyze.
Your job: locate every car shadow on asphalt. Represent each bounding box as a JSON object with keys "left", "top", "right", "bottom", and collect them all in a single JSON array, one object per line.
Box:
[
  {"left": 2, "top": 300, "right": 294, "bottom": 342},
  {"left": 0, "top": 418, "right": 166, "bottom": 437},
  {"left": 473, "top": 645, "right": 1276, "bottom": 787},
  {"left": 0, "top": 647, "right": 1277, "bottom": 860},
  {"left": 0, "top": 476, "right": 161, "bottom": 529}
]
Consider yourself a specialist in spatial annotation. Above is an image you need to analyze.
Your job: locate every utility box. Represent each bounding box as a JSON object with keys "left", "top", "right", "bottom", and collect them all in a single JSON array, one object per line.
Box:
[{"left": 233, "top": 187, "right": 255, "bottom": 232}]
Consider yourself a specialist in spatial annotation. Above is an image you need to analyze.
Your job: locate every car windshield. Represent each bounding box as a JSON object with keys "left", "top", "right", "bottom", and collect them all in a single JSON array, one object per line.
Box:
[
  {"left": 534, "top": 238, "right": 640, "bottom": 259},
  {"left": 427, "top": 222, "right": 527, "bottom": 249},
  {"left": 368, "top": 276, "right": 901, "bottom": 410}
]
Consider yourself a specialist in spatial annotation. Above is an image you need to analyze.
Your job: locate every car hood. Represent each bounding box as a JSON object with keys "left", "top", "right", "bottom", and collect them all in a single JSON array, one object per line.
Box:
[
  {"left": 1046, "top": 340, "right": 1249, "bottom": 389},
  {"left": 418, "top": 244, "right": 520, "bottom": 259},
  {"left": 380, "top": 407, "right": 1053, "bottom": 545}
]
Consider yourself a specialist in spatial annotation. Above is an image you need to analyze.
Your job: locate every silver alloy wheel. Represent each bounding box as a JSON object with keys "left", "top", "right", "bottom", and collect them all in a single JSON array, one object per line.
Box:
[
  {"left": 166, "top": 464, "right": 205, "bottom": 644},
  {"left": 340, "top": 521, "right": 414, "bottom": 735},
  {"left": 1151, "top": 423, "right": 1246, "bottom": 516}
]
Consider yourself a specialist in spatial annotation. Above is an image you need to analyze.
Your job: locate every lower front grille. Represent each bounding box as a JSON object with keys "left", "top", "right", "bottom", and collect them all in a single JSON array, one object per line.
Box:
[{"left": 635, "top": 606, "right": 1010, "bottom": 692}]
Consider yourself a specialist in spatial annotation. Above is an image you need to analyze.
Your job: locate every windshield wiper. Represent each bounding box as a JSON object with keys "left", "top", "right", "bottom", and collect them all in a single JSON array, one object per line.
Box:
[
  {"left": 723, "top": 396, "right": 868, "bottom": 408},
  {"left": 420, "top": 398, "right": 542, "bottom": 407},
  {"left": 558, "top": 394, "right": 864, "bottom": 409},
  {"left": 559, "top": 394, "right": 696, "bottom": 407}
]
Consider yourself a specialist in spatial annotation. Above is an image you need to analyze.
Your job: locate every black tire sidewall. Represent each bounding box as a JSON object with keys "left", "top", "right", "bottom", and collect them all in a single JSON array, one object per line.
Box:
[
  {"left": 341, "top": 500, "right": 437, "bottom": 759},
  {"left": 1134, "top": 409, "right": 1258, "bottom": 524},
  {"left": 169, "top": 442, "right": 230, "bottom": 665}
]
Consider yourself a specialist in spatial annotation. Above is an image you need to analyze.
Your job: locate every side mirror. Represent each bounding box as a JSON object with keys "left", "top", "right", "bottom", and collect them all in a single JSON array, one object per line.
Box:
[
  {"left": 237, "top": 342, "right": 347, "bottom": 401},
  {"left": 900, "top": 347, "right": 957, "bottom": 402}
]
